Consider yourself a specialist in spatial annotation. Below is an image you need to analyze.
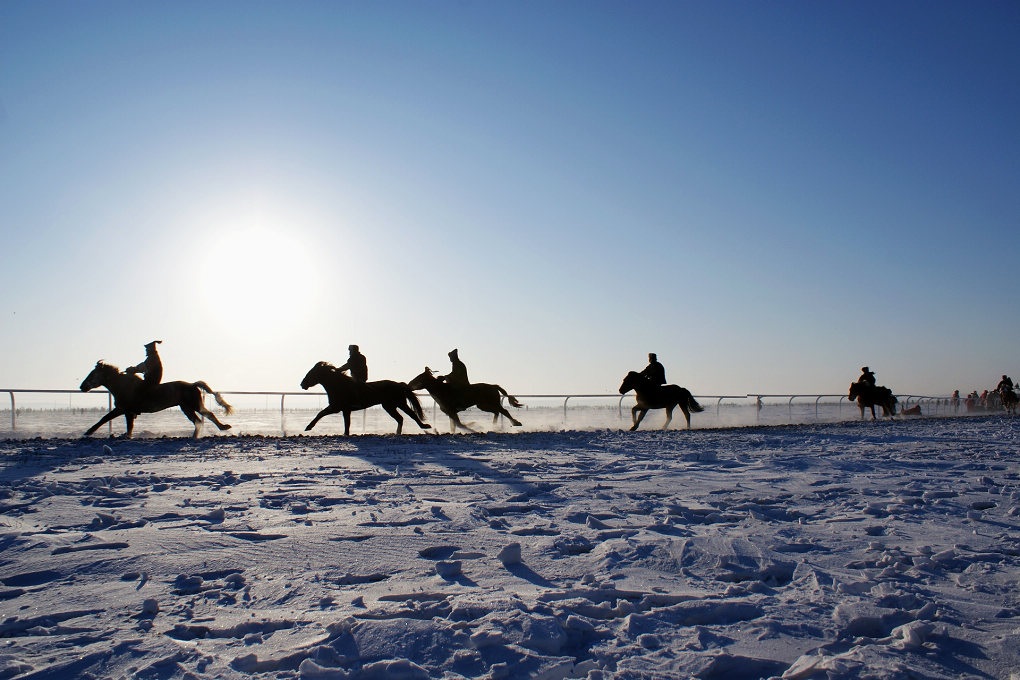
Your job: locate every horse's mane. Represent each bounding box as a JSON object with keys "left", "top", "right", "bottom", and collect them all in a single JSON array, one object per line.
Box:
[{"left": 96, "top": 360, "right": 121, "bottom": 372}]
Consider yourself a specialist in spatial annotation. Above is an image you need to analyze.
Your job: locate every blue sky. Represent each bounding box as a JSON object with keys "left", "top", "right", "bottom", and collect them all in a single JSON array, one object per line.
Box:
[{"left": 1, "top": 1, "right": 1018, "bottom": 397}]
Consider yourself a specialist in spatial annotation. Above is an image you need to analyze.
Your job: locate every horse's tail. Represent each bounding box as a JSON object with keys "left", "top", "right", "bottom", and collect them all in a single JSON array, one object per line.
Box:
[
  {"left": 495, "top": 385, "right": 524, "bottom": 408},
  {"left": 194, "top": 381, "right": 234, "bottom": 415},
  {"left": 687, "top": 393, "right": 705, "bottom": 413},
  {"left": 405, "top": 385, "right": 425, "bottom": 420}
]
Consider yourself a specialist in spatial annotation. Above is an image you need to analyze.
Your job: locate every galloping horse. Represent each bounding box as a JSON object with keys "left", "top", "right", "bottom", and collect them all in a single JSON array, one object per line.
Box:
[
  {"left": 848, "top": 381, "right": 898, "bottom": 420},
  {"left": 618, "top": 371, "right": 704, "bottom": 431},
  {"left": 300, "top": 361, "right": 431, "bottom": 435},
  {"left": 1000, "top": 388, "right": 1018, "bottom": 416},
  {"left": 408, "top": 367, "right": 523, "bottom": 433},
  {"left": 80, "top": 361, "right": 233, "bottom": 438}
]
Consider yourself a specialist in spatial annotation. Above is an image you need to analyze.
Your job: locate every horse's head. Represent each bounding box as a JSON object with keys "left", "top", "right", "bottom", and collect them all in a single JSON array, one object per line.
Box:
[
  {"left": 80, "top": 361, "right": 117, "bottom": 392},
  {"left": 300, "top": 361, "right": 333, "bottom": 390},
  {"left": 849, "top": 381, "right": 860, "bottom": 400},
  {"left": 619, "top": 371, "right": 641, "bottom": 395},
  {"left": 407, "top": 367, "right": 436, "bottom": 391}
]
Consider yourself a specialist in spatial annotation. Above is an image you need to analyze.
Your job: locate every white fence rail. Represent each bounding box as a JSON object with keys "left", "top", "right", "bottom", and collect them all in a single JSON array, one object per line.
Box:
[{"left": 4, "top": 388, "right": 959, "bottom": 435}]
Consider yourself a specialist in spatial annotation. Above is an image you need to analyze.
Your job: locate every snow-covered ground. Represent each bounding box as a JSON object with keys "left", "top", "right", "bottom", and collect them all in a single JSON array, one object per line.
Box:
[{"left": 2, "top": 416, "right": 1019, "bottom": 679}]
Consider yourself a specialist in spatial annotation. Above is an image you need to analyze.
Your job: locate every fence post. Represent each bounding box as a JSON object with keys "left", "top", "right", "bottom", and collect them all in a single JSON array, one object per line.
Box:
[
  {"left": 9, "top": 392, "right": 14, "bottom": 431},
  {"left": 563, "top": 396, "right": 571, "bottom": 424}
]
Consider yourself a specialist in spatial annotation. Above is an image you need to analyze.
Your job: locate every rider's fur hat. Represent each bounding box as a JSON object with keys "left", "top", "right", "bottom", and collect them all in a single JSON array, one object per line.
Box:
[{"left": 145, "top": 340, "right": 162, "bottom": 351}]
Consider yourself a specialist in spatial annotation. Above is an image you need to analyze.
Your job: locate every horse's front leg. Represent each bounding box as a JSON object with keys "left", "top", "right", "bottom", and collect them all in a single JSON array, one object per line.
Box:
[
  {"left": 124, "top": 413, "right": 137, "bottom": 438},
  {"left": 342, "top": 411, "right": 352, "bottom": 436},
  {"left": 83, "top": 408, "right": 125, "bottom": 437},
  {"left": 305, "top": 404, "right": 340, "bottom": 431},
  {"left": 630, "top": 406, "right": 648, "bottom": 431},
  {"left": 662, "top": 406, "right": 674, "bottom": 430},
  {"left": 446, "top": 409, "right": 473, "bottom": 433}
]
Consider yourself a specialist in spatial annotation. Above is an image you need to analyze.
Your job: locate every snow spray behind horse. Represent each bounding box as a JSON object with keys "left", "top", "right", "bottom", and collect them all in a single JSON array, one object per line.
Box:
[
  {"left": 300, "top": 361, "right": 431, "bottom": 435},
  {"left": 619, "top": 371, "right": 704, "bottom": 431},
  {"left": 79, "top": 361, "right": 233, "bottom": 438}
]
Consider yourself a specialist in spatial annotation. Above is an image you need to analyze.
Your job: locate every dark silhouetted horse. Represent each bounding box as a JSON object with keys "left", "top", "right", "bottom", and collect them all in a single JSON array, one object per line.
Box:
[
  {"left": 408, "top": 367, "right": 523, "bottom": 433},
  {"left": 300, "top": 361, "right": 431, "bottom": 435},
  {"left": 848, "top": 381, "right": 897, "bottom": 420},
  {"left": 1000, "top": 388, "right": 1018, "bottom": 416},
  {"left": 80, "top": 361, "right": 233, "bottom": 438},
  {"left": 619, "top": 371, "right": 704, "bottom": 431}
]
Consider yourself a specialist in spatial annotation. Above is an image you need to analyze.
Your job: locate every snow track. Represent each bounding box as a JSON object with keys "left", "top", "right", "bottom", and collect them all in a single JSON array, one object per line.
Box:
[{"left": 1, "top": 417, "right": 1019, "bottom": 679}]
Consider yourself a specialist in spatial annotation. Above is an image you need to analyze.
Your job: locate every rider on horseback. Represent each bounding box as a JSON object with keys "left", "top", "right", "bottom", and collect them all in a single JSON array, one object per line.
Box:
[
  {"left": 125, "top": 340, "right": 163, "bottom": 406},
  {"left": 439, "top": 349, "right": 471, "bottom": 409},
  {"left": 996, "top": 375, "right": 1014, "bottom": 393},
  {"left": 639, "top": 353, "right": 667, "bottom": 386},
  {"left": 338, "top": 344, "right": 368, "bottom": 404},
  {"left": 858, "top": 366, "right": 876, "bottom": 386}
]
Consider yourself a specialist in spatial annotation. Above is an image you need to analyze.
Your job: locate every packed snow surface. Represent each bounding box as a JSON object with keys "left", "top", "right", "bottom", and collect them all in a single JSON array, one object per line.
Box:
[{"left": 2, "top": 416, "right": 1019, "bottom": 679}]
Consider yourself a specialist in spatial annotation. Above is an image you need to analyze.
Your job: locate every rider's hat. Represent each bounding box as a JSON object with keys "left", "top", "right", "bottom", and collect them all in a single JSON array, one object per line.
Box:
[
  {"left": 861, "top": 366, "right": 869, "bottom": 372},
  {"left": 349, "top": 344, "right": 359, "bottom": 352},
  {"left": 449, "top": 348, "right": 459, "bottom": 357},
  {"left": 145, "top": 340, "right": 162, "bottom": 350}
]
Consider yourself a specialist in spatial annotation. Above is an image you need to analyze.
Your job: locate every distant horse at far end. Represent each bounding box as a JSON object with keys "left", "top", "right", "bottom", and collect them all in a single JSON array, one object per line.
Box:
[{"left": 619, "top": 371, "right": 704, "bottom": 431}]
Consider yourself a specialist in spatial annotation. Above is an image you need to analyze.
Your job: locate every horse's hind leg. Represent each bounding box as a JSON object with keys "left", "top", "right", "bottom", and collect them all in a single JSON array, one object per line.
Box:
[
  {"left": 398, "top": 402, "right": 430, "bottom": 431},
  {"left": 200, "top": 406, "right": 232, "bottom": 431},
  {"left": 497, "top": 406, "right": 522, "bottom": 427},
  {"left": 181, "top": 407, "right": 202, "bottom": 437},
  {"left": 382, "top": 405, "right": 404, "bottom": 434},
  {"left": 681, "top": 405, "right": 692, "bottom": 429}
]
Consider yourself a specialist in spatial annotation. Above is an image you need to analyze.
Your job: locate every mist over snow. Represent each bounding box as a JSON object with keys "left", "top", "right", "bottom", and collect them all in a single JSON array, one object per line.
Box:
[{"left": 2, "top": 415, "right": 1020, "bottom": 679}]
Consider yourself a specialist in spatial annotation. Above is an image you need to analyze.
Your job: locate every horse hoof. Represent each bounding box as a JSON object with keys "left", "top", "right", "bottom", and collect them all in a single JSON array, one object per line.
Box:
[
  {"left": 422, "top": 424, "right": 432, "bottom": 429},
  {"left": 221, "top": 424, "right": 232, "bottom": 430}
]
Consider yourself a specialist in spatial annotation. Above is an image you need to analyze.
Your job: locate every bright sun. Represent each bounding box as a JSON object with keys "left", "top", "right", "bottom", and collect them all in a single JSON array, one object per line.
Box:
[{"left": 202, "top": 225, "right": 318, "bottom": 323}]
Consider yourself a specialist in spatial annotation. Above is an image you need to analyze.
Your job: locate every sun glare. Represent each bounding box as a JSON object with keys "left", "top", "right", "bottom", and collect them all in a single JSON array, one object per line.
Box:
[{"left": 201, "top": 223, "right": 319, "bottom": 327}]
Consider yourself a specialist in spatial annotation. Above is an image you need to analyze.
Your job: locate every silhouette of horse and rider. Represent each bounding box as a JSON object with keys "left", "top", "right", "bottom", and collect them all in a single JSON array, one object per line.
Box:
[
  {"left": 80, "top": 341, "right": 972, "bottom": 438},
  {"left": 849, "top": 365, "right": 897, "bottom": 420},
  {"left": 408, "top": 349, "right": 524, "bottom": 433},
  {"left": 619, "top": 353, "right": 704, "bottom": 430},
  {"left": 80, "top": 341, "right": 233, "bottom": 438},
  {"left": 995, "top": 375, "right": 1017, "bottom": 415},
  {"left": 303, "top": 346, "right": 523, "bottom": 435}
]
